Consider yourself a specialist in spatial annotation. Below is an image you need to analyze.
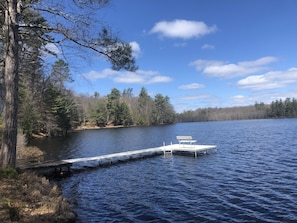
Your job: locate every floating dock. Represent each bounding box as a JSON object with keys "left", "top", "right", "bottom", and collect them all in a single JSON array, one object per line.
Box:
[{"left": 18, "top": 144, "right": 217, "bottom": 176}]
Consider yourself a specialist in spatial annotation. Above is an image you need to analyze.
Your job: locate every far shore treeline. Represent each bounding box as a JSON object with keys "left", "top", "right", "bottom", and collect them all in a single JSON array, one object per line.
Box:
[{"left": 177, "top": 98, "right": 297, "bottom": 122}]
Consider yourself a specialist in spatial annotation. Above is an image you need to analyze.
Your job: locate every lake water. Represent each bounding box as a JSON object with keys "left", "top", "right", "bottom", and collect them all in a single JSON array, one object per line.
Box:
[{"left": 30, "top": 119, "right": 297, "bottom": 222}]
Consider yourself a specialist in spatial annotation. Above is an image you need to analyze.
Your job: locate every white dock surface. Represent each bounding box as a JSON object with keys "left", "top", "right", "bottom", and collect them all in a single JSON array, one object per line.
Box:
[
  {"left": 19, "top": 144, "right": 217, "bottom": 173},
  {"left": 62, "top": 144, "right": 217, "bottom": 164}
]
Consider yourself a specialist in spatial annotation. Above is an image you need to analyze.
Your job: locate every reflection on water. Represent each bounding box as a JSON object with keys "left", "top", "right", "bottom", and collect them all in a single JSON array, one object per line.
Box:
[{"left": 31, "top": 119, "right": 297, "bottom": 222}]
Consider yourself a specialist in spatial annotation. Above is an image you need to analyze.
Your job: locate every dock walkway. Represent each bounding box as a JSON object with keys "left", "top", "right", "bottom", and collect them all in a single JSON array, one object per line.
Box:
[{"left": 19, "top": 144, "right": 217, "bottom": 175}]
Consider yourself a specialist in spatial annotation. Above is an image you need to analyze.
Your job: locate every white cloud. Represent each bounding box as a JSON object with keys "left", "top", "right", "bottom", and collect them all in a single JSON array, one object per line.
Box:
[
  {"left": 83, "top": 69, "right": 172, "bottom": 84},
  {"left": 231, "top": 95, "right": 250, "bottom": 106},
  {"left": 179, "top": 94, "right": 210, "bottom": 100},
  {"left": 150, "top": 19, "right": 217, "bottom": 39},
  {"left": 42, "top": 43, "right": 61, "bottom": 57},
  {"left": 201, "top": 44, "right": 215, "bottom": 50},
  {"left": 190, "top": 56, "right": 278, "bottom": 78},
  {"left": 233, "top": 95, "right": 245, "bottom": 99},
  {"left": 148, "top": 75, "right": 172, "bottom": 84},
  {"left": 179, "top": 83, "right": 205, "bottom": 90},
  {"left": 130, "top": 41, "right": 141, "bottom": 58},
  {"left": 83, "top": 69, "right": 116, "bottom": 81},
  {"left": 190, "top": 59, "right": 223, "bottom": 70},
  {"left": 113, "top": 72, "right": 145, "bottom": 84},
  {"left": 237, "top": 67, "right": 297, "bottom": 90},
  {"left": 238, "top": 56, "right": 277, "bottom": 67}
]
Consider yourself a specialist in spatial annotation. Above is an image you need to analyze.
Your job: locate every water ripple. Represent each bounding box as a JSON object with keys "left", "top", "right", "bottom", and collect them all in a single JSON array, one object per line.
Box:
[{"left": 48, "top": 119, "right": 297, "bottom": 222}]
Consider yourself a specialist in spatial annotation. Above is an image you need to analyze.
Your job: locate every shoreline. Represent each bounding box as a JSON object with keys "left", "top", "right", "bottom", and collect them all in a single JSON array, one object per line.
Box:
[
  {"left": 32, "top": 124, "right": 140, "bottom": 138},
  {"left": 31, "top": 123, "right": 173, "bottom": 138},
  {"left": 73, "top": 123, "right": 148, "bottom": 131},
  {"left": 0, "top": 146, "right": 77, "bottom": 222},
  {"left": 72, "top": 123, "right": 172, "bottom": 131}
]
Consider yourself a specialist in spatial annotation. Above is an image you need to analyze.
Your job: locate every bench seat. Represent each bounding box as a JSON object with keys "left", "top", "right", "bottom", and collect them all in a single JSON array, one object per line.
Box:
[{"left": 176, "top": 136, "right": 197, "bottom": 144}]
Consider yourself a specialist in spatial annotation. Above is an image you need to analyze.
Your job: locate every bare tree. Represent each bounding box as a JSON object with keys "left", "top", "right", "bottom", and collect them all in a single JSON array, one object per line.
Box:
[
  {"left": 1, "top": 0, "right": 19, "bottom": 168},
  {"left": 0, "top": 0, "right": 137, "bottom": 168}
]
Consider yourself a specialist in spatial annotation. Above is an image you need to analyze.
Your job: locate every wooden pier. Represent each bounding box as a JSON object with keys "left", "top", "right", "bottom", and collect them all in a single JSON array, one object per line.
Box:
[{"left": 18, "top": 144, "right": 217, "bottom": 176}]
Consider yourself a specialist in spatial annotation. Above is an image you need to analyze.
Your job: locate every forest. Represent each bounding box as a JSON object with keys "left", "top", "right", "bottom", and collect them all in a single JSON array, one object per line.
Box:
[
  {"left": 2, "top": 60, "right": 176, "bottom": 138},
  {"left": 76, "top": 87, "right": 176, "bottom": 128},
  {"left": 17, "top": 80, "right": 176, "bottom": 138}
]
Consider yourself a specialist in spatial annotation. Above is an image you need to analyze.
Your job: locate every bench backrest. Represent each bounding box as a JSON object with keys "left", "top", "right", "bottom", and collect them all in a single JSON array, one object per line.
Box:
[{"left": 176, "top": 136, "right": 193, "bottom": 140}]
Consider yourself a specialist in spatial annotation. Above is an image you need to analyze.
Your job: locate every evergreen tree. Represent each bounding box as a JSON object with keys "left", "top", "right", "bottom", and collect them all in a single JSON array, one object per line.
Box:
[
  {"left": 152, "top": 94, "right": 175, "bottom": 124},
  {"left": 107, "top": 88, "right": 121, "bottom": 125},
  {"left": 137, "top": 87, "right": 153, "bottom": 125},
  {"left": 117, "top": 102, "right": 132, "bottom": 127},
  {"left": 92, "top": 98, "right": 108, "bottom": 127}
]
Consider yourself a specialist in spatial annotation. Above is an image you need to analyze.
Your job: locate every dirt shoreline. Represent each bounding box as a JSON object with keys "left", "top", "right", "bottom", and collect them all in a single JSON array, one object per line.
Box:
[
  {"left": 0, "top": 146, "right": 76, "bottom": 223},
  {"left": 73, "top": 124, "right": 137, "bottom": 131}
]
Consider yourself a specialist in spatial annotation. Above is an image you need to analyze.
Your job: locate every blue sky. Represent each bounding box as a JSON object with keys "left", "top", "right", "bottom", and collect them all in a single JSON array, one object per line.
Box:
[{"left": 61, "top": 0, "right": 297, "bottom": 112}]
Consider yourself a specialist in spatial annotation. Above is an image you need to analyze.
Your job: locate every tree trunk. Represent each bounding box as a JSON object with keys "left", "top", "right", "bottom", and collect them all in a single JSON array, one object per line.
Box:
[{"left": 1, "top": 0, "right": 19, "bottom": 168}]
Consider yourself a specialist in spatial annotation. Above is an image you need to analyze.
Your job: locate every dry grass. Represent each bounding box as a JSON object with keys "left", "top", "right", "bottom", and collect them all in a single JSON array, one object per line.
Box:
[
  {"left": 0, "top": 171, "right": 76, "bottom": 222},
  {"left": 16, "top": 146, "right": 45, "bottom": 166}
]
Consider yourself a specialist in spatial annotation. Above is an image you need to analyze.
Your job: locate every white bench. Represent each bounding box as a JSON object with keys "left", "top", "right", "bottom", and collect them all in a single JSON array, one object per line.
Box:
[{"left": 176, "top": 136, "right": 197, "bottom": 145}]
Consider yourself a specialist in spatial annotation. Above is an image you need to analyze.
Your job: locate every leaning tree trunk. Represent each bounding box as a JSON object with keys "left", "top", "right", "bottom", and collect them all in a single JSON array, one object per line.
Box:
[{"left": 1, "top": 0, "right": 19, "bottom": 168}]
